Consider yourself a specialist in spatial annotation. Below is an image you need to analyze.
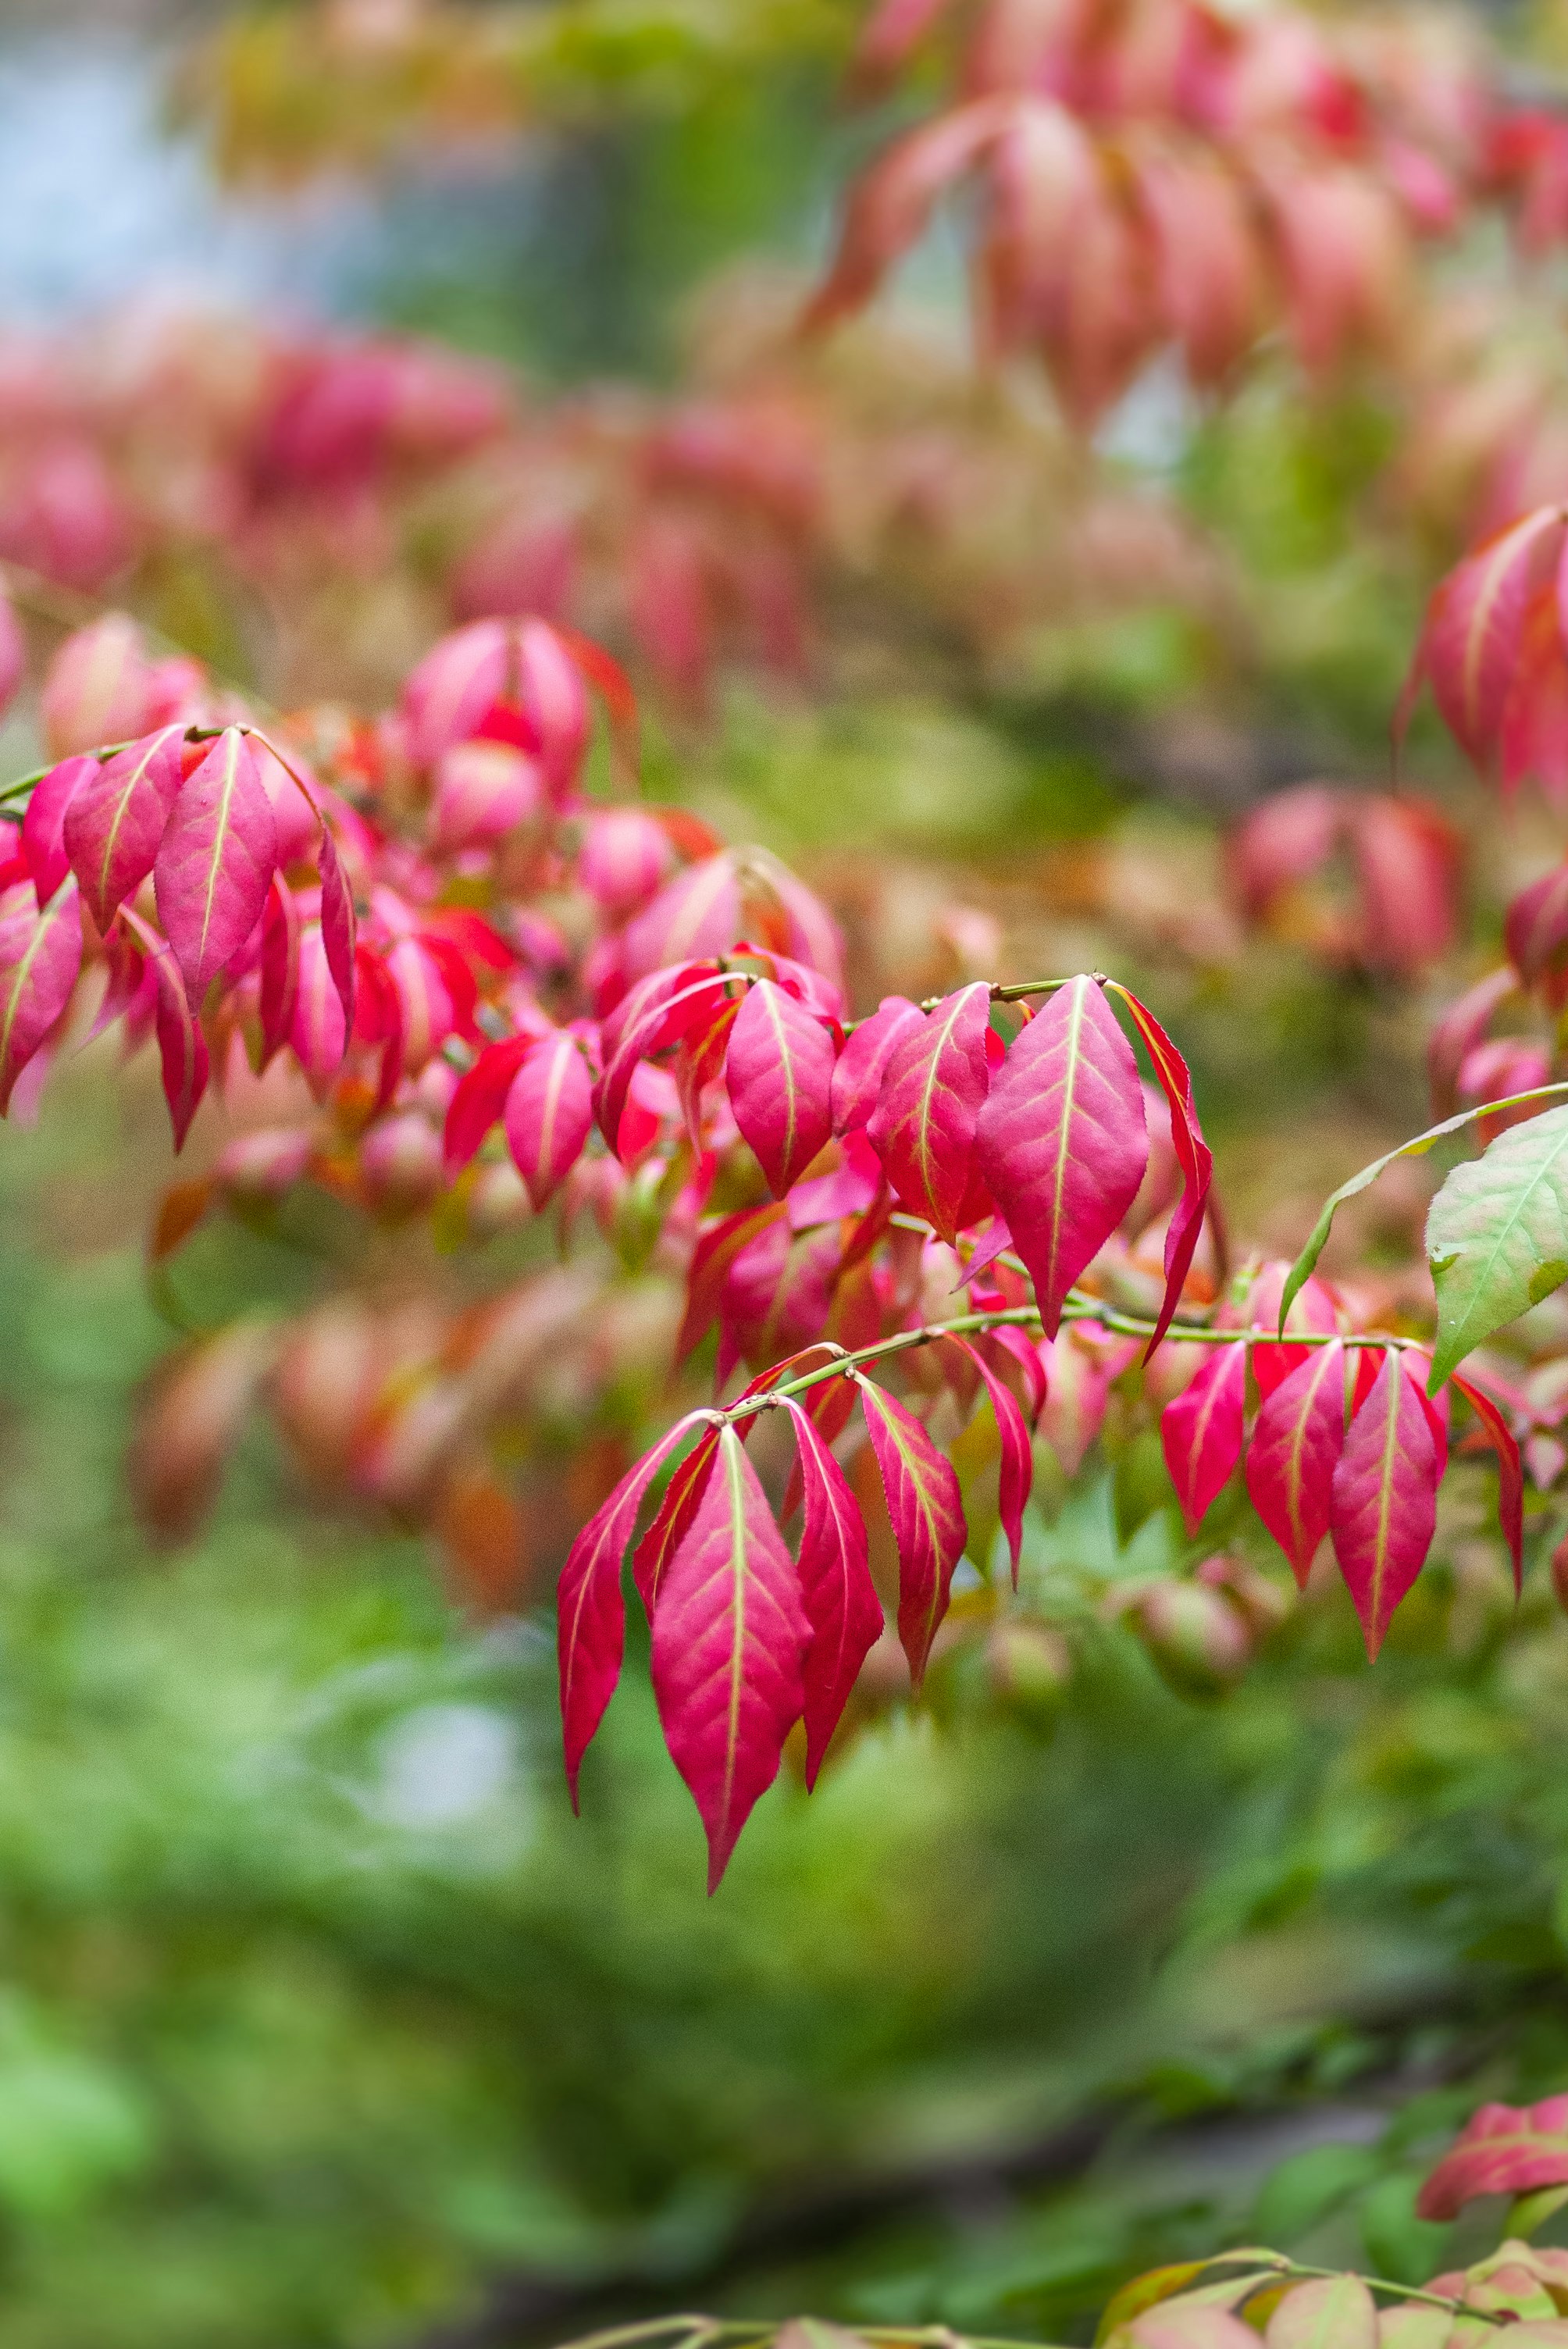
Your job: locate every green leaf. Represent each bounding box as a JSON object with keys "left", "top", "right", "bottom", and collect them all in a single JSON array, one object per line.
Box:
[{"left": 1426, "top": 1105, "right": 1568, "bottom": 1386}]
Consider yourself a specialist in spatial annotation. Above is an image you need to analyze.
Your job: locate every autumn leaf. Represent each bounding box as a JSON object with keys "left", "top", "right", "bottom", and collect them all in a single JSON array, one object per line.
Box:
[
  {"left": 1329, "top": 1348, "right": 1439, "bottom": 1656},
  {"left": 856, "top": 1374, "right": 967, "bottom": 1684}
]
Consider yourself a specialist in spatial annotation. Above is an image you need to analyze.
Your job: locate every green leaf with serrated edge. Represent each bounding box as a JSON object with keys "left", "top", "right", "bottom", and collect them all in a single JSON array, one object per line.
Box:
[
  {"left": 1426, "top": 1105, "right": 1568, "bottom": 1386},
  {"left": 1278, "top": 1082, "right": 1568, "bottom": 1333}
]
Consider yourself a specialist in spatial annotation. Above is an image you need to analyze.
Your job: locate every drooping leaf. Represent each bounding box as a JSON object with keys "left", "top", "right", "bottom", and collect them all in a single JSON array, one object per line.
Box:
[
  {"left": 1426, "top": 1104, "right": 1568, "bottom": 1386},
  {"left": 258, "top": 879, "right": 301, "bottom": 1069},
  {"left": 865, "top": 981, "right": 991, "bottom": 1242},
  {"left": 1419, "top": 505, "right": 1564, "bottom": 772},
  {"left": 1452, "top": 1371, "right": 1525, "bottom": 1594},
  {"left": 831, "top": 996, "right": 923, "bottom": 1135},
  {"left": 0, "top": 875, "right": 82, "bottom": 1113},
  {"left": 22, "top": 755, "right": 91, "bottom": 908},
  {"left": 1245, "top": 1340, "right": 1346, "bottom": 1585},
  {"left": 444, "top": 1034, "right": 533, "bottom": 1172},
  {"left": 1329, "top": 1347, "right": 1438, "bottom": 1657},
  {"left": 1160, "top": 1342, "right": 1247, "bottom": 1537},
  {"left": 119, "top": 904, "right": 207, "bottom": 1149},
  {"left": 976, "top": 975, "right": 1148, "bottom": 1337},
  {"left": 1107, "top": 982, "right": 1213, "bottom": 1355},
  {"left": 555, "top": 1410, "right": 715, "bottom": 1806},
  {"left": 855, "top": 1374, "right": 967, "bottom": 1684},
  {"left": 650, "top": 1424, "right": 810, "bottom": 1891},
  {"left": 154, "top": 726, "right": 279, "bottom": 999},
  {"left": 505, "top": 1032, "right": 593, "bottom": 1210},
  {"left": 594, "top": 962, "right": 727, "bottom": 1159},
  {"left": 953, "top": 1335, "right": 1033, "bottom": 1584},
  {"left": 62, "top": 723, "right": 184, "bottom": 934},
  {"left": 784, "top": 1399, "right": 883, "bottom": 1785},
  {"left": 1419, "top": 2096, "right": 1568, "bottom": 2221},
  {"left": 290, "top": 925, "right": 348, "bottom": 1097},
  {"left": 633, "top": 1425, "right": 722, "bottom": 1616},
  {"left": 725, "top": 976, "right": 836, "bottom": 1198},
  {"left": 316, "top": 821, "right": 357, "bottom": 1032}
]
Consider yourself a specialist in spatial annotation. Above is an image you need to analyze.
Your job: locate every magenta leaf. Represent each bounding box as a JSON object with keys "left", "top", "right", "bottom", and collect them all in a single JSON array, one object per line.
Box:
[
  {"left": 258, "top": 880, "right": 301, "bottom": 1069},
  {"left": 650, "top": 1424, "right": 810, "bottom": 1891},
  {"left": 517, "top": 618, "right": 590, "bottom": 805},
  {"left": 1107, "top": 982, "right": 1213, "bottom": 1356},
  {"left": 856, "top": 1374, "right": 967, "bottom": 1685},
  {"left": 1418, "top": 2097, "right": 1568, "bottom": 2221},
  {"left": 505, "top": 1032, "right": 593, "bottom": 1210},
  {"left": 0, "top": 877, "right": 82, "bottom": 1114},
  {"left": 316, "top": 822, "right": 358, "bottom": 1033},
  {"left": 1160, "top": 1341, "right": 1247, "bottom": 1536},
  {"left": 1245, "top": 1339, "right": 1346, "bottom": 1584},
  {"left": 62, "top": 723, "right": 184, "bottom": 935},
  {"left": 725, "top": 977, "right": 836, "bottom": 1198},
  {"left": 1420, "top": 506, "right": 1563, "bottom": 771},
  {"left": 784, "top": 1398, "right": 883, "bottom": 1785},
  {"left": 119, "top": 904, "right": 207, "bottom": 1149},
  {"left": 444, "top": 1035, "right": 533, "bottom": 1171},
  {"left": 831, "top": 995, "right": 923, "bottom": 1134},
  {"left": 1451, "top": 1371, "right": 1524, "bottom": 1594},
  {"left": 22, "top": 756, "right": 92, "bottom": 910},
  {"left": 154, "top": 727, "right": 279, "bottom": 999},
  {"left": 864, "top": 981, "right": 990, "bottom": 1242},
  {"left": 976, "top": 975, "right": 1148, "bottom": 1337},
  {"left": 1329, "top": 1347, "right": 1439, "bottom": 1657},
  {"left": 633, "top": 1425, "right": 722, "bottom": 1616},
  {"left": 953, "top": 1335, "right": 1034, "bottom": 1584},
  {"left": 401, "top": 620, "right": 509, "bottom": 765},
  {"left": 290, "top": 925, "right": 348, "bottom": 1097},
  {"left": 556, "top": 1410, "right": 715, "bottom": 1806}
]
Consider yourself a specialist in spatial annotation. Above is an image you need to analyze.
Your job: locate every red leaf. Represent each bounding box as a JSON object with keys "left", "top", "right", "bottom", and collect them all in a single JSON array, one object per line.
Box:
[
  {"left": 953, "top": 1335, "right": 1034, "bottom": 1584},
  {"left": 444, "top": 1035, "right": 533, "bottom": 1172},
  {"left": 806, "top": 102, "right": 1008, "bottom": 329},
  {"left": 831, "top": 996, "right": 923, "bottom": 1135},
  {"left": 677, "top": 1202, "right": 787, "bottom": 1366},
  {"left": 1329, "top": 1347, "right": 1438, "bottom": 1657},
  {"left": 1160, "top": 1342, "right": 1247, "bottom": 1537},
  {"left": 317, "top": 822, "right": 357, "bottom": 1034},
  {"left": 290, "top": 926, "right": 348, "bottom": 1097},
  {"left": 633, "top": 1424, "right": 722, "bottom": 1615},
  {"left": 1421, "top": 505, "right": 1564, "bottom": 772},
  {"left": 976, "top": 975, "right": 1147, "bottom": 1338},
  {"left": 22, "top": 756, "right": 92, "bottom": 908},
  {"left": 258, "top": 879, "right": 301, "bottom": 1069},
  {"left": 120, "top": 904, "right": 207, "bottom": 1149},
  {"left": 0, "top": 877, "right": 82, "bottom": 1113},
  {"left": 1229, "top": 784, "right": 1339, "bottom": 921},
  {"left": 517, "top": 618, "right": 590, "bottom": 806},
  {"left": 725, "top": 977, "right": 836, "bottom": 1198},
  {"left": 1418, "top": 2096, "right": 1568, "bottom": 2221},
  {"left": 856, "top": 1374, "right": 967, "bottom": 1685},
  {"left": 1242, "top": 1261, "right": 1340, "bottom": 1400},
  {"left": 650, "top": 1424, "right": 809, "bottom": 1891},
  {"left": 1349, "top": 797, "right": 1460, "bottom": 975},
  {"left": 401, "top": 621, "right": 509, "bottom": 765},
  {"left": 783, "top": 1398, "right": 883, "bottom": 1787},
  {"left": 1245, "top": 1339, "right": 1346, "bottom": 1585},
  {"left": 154, "top": 727, "right": 278, "bottom": 999},
  {"left": 1428, "top": 967, "right": 1517, "bottom": 1116},
  {"left": 595, "top": 962, "right": 727, "bottom": 1159},
  {"left": 865, "top": 981, "right": 991, "bottom": 1243},
  {"left": 62, "top": 723, "right": 184, "bottom": 935},
  {"left": 1452, "top": 1371, "right": 1524, "bottom": 1595},
  {"left": 556, "top": 1410, "right": 715, "bottom": 1805},
  {"left": 505, "top": 1032, "right": 593, "bottom": 1210},
  {"left": 1107, "top": 984, "right": 1213, "bottom": 1356}
]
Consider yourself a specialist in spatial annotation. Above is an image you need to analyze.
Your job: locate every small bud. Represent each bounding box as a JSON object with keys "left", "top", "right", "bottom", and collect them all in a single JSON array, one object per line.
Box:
[
  {"left": 986, "top": 1620, "right": 1071, "bottom": 1731},
  {"left": 1195, "top": 1553, "right": 1291, "bottom": 1638},
  {"left": 1132, "top": 1579, "right": 1253, "bottom": 1699},
  {"left": 215, "top": 1128, "right": 315, "bottom": 1207},
  {"left": 578, "top": 807, "right": 672, "bottom": 918},
  {"left": 359, "top": 1112, "right": 443, "bottom": 1217},
  {"left": 432, "top": 739, "right": 541, "bottom": 852}
]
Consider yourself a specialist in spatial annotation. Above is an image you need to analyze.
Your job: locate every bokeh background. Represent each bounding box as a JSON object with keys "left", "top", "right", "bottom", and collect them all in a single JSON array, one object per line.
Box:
[{"left": 2, "top": 4, "right": 1568, "bottom": 2346}]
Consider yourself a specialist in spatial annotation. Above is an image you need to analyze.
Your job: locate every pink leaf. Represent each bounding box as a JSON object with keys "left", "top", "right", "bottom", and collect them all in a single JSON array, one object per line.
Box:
[
  {"left": 289, "top": 925, "right": 348, "bottom": 1097},
  {"left": 444, "top": 1035, "right": 533, "bottom": 1172},
  {"left": 1421, "top": 506, "right": 1564, "bottom": 772},
  {"left": 865, "top": 981, "right": 991, "bottom": 1243},
  {"left": 1428, "top": 967, "right": 1517, "bottom": 1116},
  {"left": 505, "top": 1032, "right": 593, "bottom": 1210},
  {"left": 1452, "top": 1371, "right": 1524, "bottom": 1595},
  {"left": 784, "top": 1399, "right": 883, "bottom": 1787},
  {"left": 725, "top": 977, "right": 836, "bottom": 1198},
  {"left": 831, "top": 996, "right": 924, "bottom": 1135},
  {"left": 62, "top": 723, "right": 184, "bottom": 934},
  {"left": 975, "top": 975, "right": 1147, "bottom": 1337},
  {"left": 1245, "top": 1339, "right": 1346, "bottom": 1584},
  {"left": 1242, "top": 1261, "right": 1340, "bottom": 1400},
  {"left": 119, "top": 904, "right": 207, "bottom": 1149},
  {"left": 856, "top": 1374, "right": 967, "bottom": 1685},
  {"left": 633, "top": 1425, "right": 722, "bottom": 1617},
  {"left": 1418, "top": 2097, "right": 1568, "bottom": 2221},
  {"left": 594, "top": 962, "right": 727, "bottom": 1159},
  {"left": 154, "top": 728, "right": 278, "bottom": 1000},
  {"left": 41, "top": 615, "right": 153, "bottom": 760},
  {"left": 258, "top": 879, "right": 301, "bottom": 1068},
  {"left": 401, "top": 621, "right": 509, "bottom": 766},
  {"left": 650, "top": 1424, "right": 809, "bottom": 1891},
  {"left": 517, "top": 618, "right": 590, "bottom": 806},
  {"left": 1107, "top": 984, "right": 1213, "bottom": 1356},
  {"left": 0, "top": 876, "right": 82, "bottom": 1113},
  {"left": 1330, "top": 1347, "right": 1439, "bottom": 1657},
  {"left": 1161, "top": 1341, "right": 1247, "bottom": 1537},
  {"left": 317, "top": 822, "right": 357, "bottom": 1034},
  {"left": 22, "top": 756, "right": 92, "bottom": 909},
  {"left": 557, "top": 1411, "right": 716, "bottom": 1806},
  {"left": 953, "top": 1335, "right": 1034, "bottom": 1585}
]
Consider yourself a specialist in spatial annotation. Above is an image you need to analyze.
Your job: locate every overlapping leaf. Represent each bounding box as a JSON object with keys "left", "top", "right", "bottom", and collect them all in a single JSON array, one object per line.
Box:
[
  {"left": 1245, "top": 1341, "right": 1346, "bottom": 1584},
  {"left": 865, "top": 981, "right": 991, "bottom": 1242},
  {"left": 725, "top": 976, "right": 836, "bottom": 1198},
  {"left": 856, "top": 1374, "right": 966, "bottom": 1684},
  {"left": 1329, "top": 1348, "right": 1439, "bottom": 1656},
  {"left": 784, "top": 1399, "right": 884, "bottom": 1785},
  {"left": 1161, "top": 1342, "right": 1246, "bottom": 1537}
]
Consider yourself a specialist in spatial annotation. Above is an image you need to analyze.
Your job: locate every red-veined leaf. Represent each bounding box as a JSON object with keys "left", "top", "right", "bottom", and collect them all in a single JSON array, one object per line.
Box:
[
  {"left": 783, "top": 1398, "right": 883, "bottom": 1786},
  {"left": 831, "top": 996, "right": 923, "bottom": 1135},
  {"left": 1418, "top": 2096, "right": 1568, "bottom": 2221},
  {"left": 556, "top": 1410, "right": 715, "bottom": 1806},
  {"left": 62, "top": 723, "right": 184, "bottom": 935},
  {"left": 119, "top": 904, "right": 207, "bottom": 1149},
  {"left": 1107, "top": 982, "right": 1213, "bottom": 1356},
  {"left": 0, "top": 876, "right": 82, "bottom": 1113},
  {"left": 1245, "top": 1339, "right": 1346, "bottom": 1585},
  {"left": 258, "top": 879, "right": 301, "bottom": 1069},
  {"left": 1329, "top": 1346, "right": 1439, "bottom": 1656},
  {"left": 1452, "top": 1370, "right": 1524, "bottom": 1594},
  {"left": 505, "top": 1031, "right": 593, "bottom": 1210},
  {"left": 725, "top": 976, "right": 836, "bottom": 1198},
  {"left": 154, "top": 726, "right": 278, "bottom": 998},
  {"left": 865, "top": 981, "right": 990, "bottom": 1243},
  {"left": 953, "top": 1335, "right": 1033, "bottom": 1585},
  {"left": 650, "top": 1424, "right": 809, "bottom": 1891},
  {"left": 1160, "top": 1341, "right": 1247, "bottom": 1537},
  {"left": 975, "top": 975, "right": 1147, "bottom": 1337},
  {"left": 855, "top": 1374, "right": 967, "bottom": 1685}
]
